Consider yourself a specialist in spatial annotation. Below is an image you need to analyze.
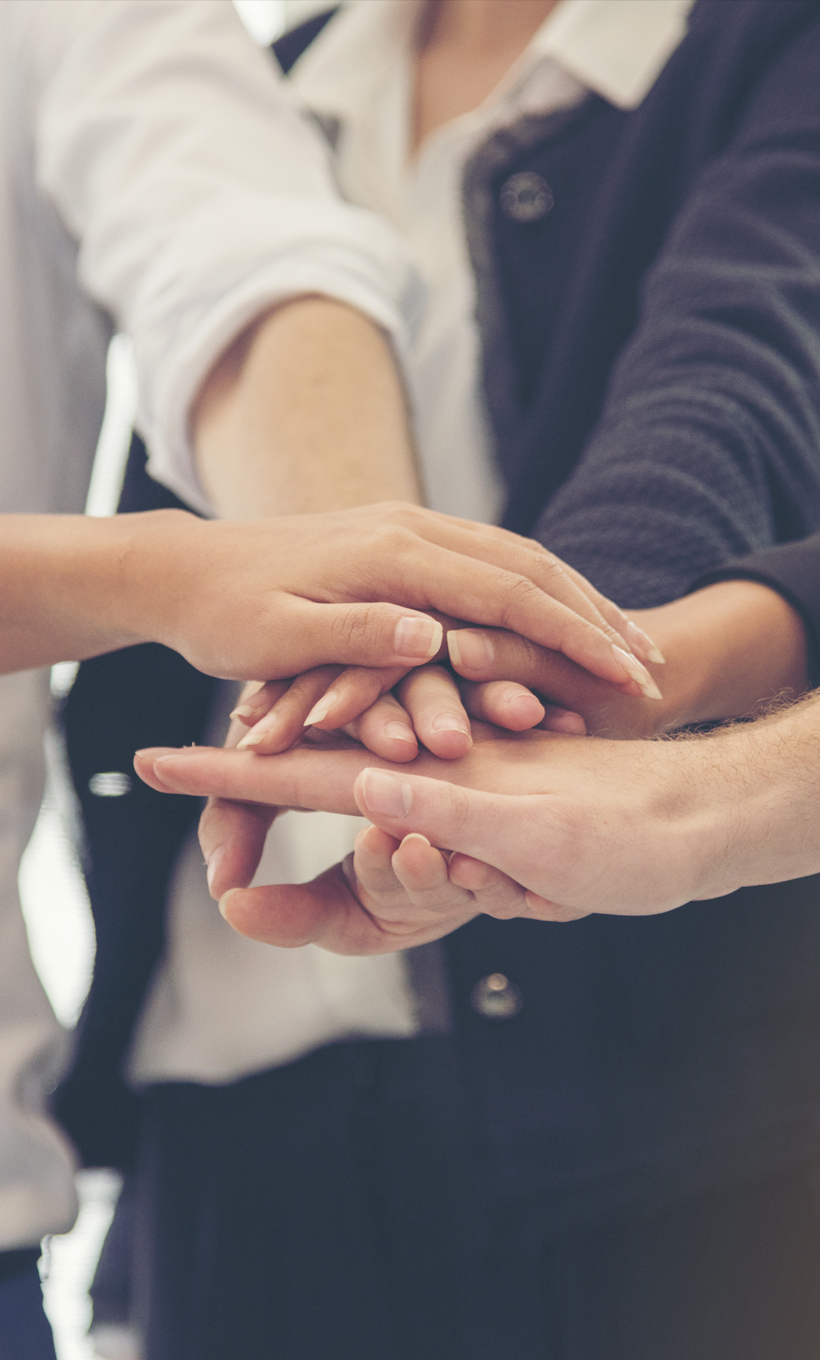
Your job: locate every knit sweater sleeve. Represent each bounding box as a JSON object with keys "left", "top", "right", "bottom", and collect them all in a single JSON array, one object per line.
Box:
[{"left": 535, "top": 9, "right": 820, "bottom": 610}]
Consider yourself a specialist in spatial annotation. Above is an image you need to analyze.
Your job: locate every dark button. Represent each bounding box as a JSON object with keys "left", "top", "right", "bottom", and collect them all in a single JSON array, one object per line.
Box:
[
  {"left": 499, "top": 171, "right": 554, "bottom": 223},
  {"left": 470, "top": 973, "right": 523, "bottom": 1020},
  {"left": 88, "top": 771, "right": 132, "bottom": 797}
]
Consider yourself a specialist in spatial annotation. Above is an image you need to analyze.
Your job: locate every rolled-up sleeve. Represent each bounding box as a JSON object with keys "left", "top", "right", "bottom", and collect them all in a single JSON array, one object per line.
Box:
[{"left": 21, "top": 0, "right": 420, "bottom": 512}]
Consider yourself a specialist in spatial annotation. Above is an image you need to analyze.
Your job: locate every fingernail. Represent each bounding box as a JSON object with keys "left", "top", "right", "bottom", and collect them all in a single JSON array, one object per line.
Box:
[
  {"left": 447, "top": 630, "right": 494, "bottom": 671},
  {"left": 236, "top": 728, "right": 265, "bottom": 750},
  {"left": 394, "top": 616, "right": 443, "bottom": 660},
  {"left": 360, "top": 768, "right": 412, "bottom": 817},
  {"left": 230, "top": 704, "right": 257, "bottom": 720},
  {"left": 384, "top": 721, "right": 417, "bottom": 746},
  {"left": 218, "top": 888, "right": 239, "bottom": 921},
  {"left": 625, "top": 620, "right": 666, "bottom": 665},
  {"left": 541, "top": 708, "right": 587, "bottom": 735},
  {"left": 303, "top": 693, "right": 336, "bottom": 727},
  {"left": 401, "top": 832, "right": 431, "bottom": 847},
  {"left": 612, "top": 646, "right": 663, "bottom": 701},
  {"left": 205, "top": 847, "right": 224, "bottom": 896},
  {"left": 503, "top": 689, "right": 546, "bottom": 722},
  {"left": 431, "top": 713, "right": 470, "bottom": 735}
]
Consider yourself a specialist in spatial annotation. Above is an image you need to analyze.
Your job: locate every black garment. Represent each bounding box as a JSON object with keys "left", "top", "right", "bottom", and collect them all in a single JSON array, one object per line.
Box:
[
  {"left": 131, "top": 1041, "right": 820, "bottom": 1360},
  {"left": 0, "top": 1254, "right": 56, "bottom": 1360},
  {"left": 132, "top": 1040, "right": 484, "bottom": 1360},
  {"left": 55, "top": 0, "right": 820, "bottom": 1239}
]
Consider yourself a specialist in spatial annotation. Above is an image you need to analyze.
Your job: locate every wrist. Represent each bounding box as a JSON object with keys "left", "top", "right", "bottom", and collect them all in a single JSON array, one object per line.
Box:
[
  {"left": 113, "top": 509, "right": 204, "bottom": 650},
  {"left": 633, "top": 580, "right": 809, "bottom": 730}
]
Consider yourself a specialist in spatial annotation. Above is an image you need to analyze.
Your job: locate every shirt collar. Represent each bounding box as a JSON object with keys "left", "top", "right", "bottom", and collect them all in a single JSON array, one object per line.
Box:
[
  {"left": 290, "top": 0, "right": 696, "bottom": 117},
  {"left": 532, "top": 0, "right": 696, "bottom": 109}
]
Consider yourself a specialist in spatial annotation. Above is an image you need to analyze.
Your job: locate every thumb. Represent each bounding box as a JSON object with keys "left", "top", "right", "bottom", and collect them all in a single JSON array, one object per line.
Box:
[
  {"left": 276, "top": 601, "right": 444, "bottom": 671},
  {"left": 353, "top": 766, "right": 506, "bottom": 862},
  {"left": 199, "top": 797, "right": 278, "bottom": 899}
]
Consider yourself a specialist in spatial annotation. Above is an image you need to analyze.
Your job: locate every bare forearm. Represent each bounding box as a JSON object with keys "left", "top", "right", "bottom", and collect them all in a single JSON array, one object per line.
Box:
[
  {"left": 192, "top": 297, "right": 422, "bottom": 518},
  {"left": 686, "top": 690, "right": 820, "bottom": 893},
  {"left": 633, "top": 579, "right": 809, "bottom": 730},
  {"left": 0, "top": 511, "right": 184, "bottom": 672}
]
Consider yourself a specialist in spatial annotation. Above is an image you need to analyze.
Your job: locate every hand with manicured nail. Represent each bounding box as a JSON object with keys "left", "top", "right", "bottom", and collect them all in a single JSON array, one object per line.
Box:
[
  {"left": 164, "top": 503, "right": 662, "bottom": 689},
  {"left": 131, "top": 724, "right": 724, "bottom": 949},
  {"left": 227, "top": 657, "right": 580, "bottom": 763}
]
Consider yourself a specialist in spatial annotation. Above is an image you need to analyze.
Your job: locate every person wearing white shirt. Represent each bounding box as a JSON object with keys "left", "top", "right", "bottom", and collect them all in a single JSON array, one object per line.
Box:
[{"left": 1, "top": 1, "right": 643, "bottom": 1349}]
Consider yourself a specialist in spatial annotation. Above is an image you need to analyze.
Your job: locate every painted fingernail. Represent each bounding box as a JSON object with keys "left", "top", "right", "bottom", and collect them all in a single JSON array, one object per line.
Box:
[
  {"left": 447, "top": 630, "right": 494, "bottom": 671},
  {"left": 394, "top": 616, "right": 443, "bottom": 660},
  {"left": 303, "top": 693, "right": 336, "bottom": 727},
  {"left": 384, "top": 721, "right": 417, "bottom": 746},
  {"left": 360, "top": 768, "right": 412, "bottom": 817},
  {"left": 431, "top": 713, "right": 470, "bottom": 735},
  {"left": 625, "top": 620, "right": 666, "bottom": 665},
  {"left": 612, "top": 646, "right": 663, "bottom": 701}
]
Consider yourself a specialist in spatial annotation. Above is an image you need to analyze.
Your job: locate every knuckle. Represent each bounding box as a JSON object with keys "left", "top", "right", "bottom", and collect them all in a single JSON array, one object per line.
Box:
[
  {"left": 328, "top": 603, "right": 384, "bottom": 653},
  {"left": 499, "top": 572, "right": 541, "bottom": 622}
]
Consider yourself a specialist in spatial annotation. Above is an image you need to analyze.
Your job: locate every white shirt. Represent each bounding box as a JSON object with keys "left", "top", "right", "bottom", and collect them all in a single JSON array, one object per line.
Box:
[
  {"left": 129, "top": 0, "right": 694, "bottom": 1090},
  {"left": 0, "top": 0, "right": 417, "bottom": 1249}
]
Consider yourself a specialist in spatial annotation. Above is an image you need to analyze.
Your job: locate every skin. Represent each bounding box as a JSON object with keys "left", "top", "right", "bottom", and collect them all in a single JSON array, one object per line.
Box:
[
  {"left": 134, "top": 685, "right": 820, "bottom": 952},
  {"left": 0, "top": 504, "right": 647, "bottom": 682},
  {"left": 131, "top": 574, "right": 811, "bottom": 952},
  {"left": 413, "top": 0, "right": 562, "bottom": 149}
]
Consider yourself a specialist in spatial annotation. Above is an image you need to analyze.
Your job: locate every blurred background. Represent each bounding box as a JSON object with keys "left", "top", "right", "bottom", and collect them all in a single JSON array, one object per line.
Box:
[{"left": 17, "top": 4, "right": 331, "bottom": 1357}]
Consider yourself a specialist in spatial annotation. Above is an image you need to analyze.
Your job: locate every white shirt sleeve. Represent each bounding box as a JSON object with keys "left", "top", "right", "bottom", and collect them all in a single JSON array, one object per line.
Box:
[{"left": 16, "top": 0, "right": 420, "bottom": 513}]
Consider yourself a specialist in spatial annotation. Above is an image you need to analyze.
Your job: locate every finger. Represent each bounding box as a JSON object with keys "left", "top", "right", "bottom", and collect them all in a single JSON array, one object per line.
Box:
[
  {"left": 343, "top": 692, "right": 419, "bottom": 762},
  {"left": 220, "top": 860, "right": 447, "bottom": 954},
  {"left": 447, "top": 852, "right": 531, "bottom": 919},
  {"left": 303, "top": 665, "right": 408, "bottom": 732},
  {"left": 388, "top": 521, "right": 662, "bottom": 680},
  {"left": 133, "top": 746, "right": 185, "bottom": 793},
  {"left": 547, "top": 558, "right": 664, "bottom": 664},
  {"left": 353, "top": 826, "right": 478, "bottom": 931},
  {"left": 352, "top": 765, "right": 544, "bottom": 884},
  {"left": 218, "top": 862, "right": 376, "bottom": 951},
  {"left": 275, "top": 598, "right": 445, "bottom": 671},
  {"left": 284, "top": 532, "right": 657, "bottom": 693},
  {"left": 448, "top": 627, "right": 662, "bottom": 711},
  {"left": 394, "top": 665, "right": 472, "bottom": 759},
  {"left": 237, "top": 666, "right": 342, "bottom": 753},
  {"left": 198, "top": 796, "right": 278, "bottom": 899},
  {"left": 389, "top": 833, "right": 476, "bottom": 916},
  {"left": 537, "top": 706, "right": 587, "bottom": 736},
  {"left": 460, "top": 680, "right": 545, "bottom": 731},
  {"left": 447, "top": 624, "right": 661, "bottom": 703},
  {"left": 449, "top": 853, "right": 588, "bottom": 923},
  {"left": 229, "top": 680, "right": 286, "bottom": 728},
  {"left": 352, "top": 823, "right": 404, "bottom": 899},
  {"left": 137, "top": 742, "right": 370, "bottom": 812}
]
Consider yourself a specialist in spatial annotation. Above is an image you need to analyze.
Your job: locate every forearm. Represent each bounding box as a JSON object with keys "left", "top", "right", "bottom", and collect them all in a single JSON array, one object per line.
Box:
[
  {"left": 193, "top": 297, "right": 421, "bottom": 518},
  {"left": 632, "top": 578, "right": 809, "bottom": 730},
  {"left": 0, "top": 511, "right": 191, "bottom": 672}
]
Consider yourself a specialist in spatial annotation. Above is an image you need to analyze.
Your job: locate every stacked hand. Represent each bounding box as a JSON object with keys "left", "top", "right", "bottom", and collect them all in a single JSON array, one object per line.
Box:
[{"left": 134, "top": 572, "right": 807, "bottom": 950}]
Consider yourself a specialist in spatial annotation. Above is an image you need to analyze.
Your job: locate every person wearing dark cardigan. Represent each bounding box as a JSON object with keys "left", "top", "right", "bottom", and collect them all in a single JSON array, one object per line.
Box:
[{"left": 65, "top": 2, "right": 820, "bottom": 1357}]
